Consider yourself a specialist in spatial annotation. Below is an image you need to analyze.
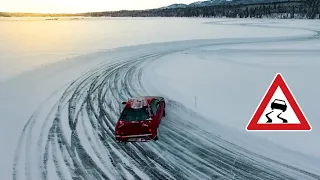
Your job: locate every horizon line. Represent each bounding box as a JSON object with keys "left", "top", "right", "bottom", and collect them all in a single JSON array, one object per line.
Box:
[
  {"left": 0, "top": 4, "right": 174, "bottom": 14},
  {"left": 0, "top": 9, "right": 153, "bottom": 14}
]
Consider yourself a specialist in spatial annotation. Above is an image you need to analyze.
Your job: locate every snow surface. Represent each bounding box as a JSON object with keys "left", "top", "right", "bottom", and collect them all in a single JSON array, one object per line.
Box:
[
  {"left": 0, "top": 17, "right": 313, "bottom": 82},
  {"left": 142, "top": 38, "right": 320, "bottom": 158},
  {"left": 1, "top": 18, "right": 320, "bottom": 180}
]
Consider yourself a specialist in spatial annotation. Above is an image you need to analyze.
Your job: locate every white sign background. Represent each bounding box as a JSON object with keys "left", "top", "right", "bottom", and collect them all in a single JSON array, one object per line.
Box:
[{"left": 257, "top": 86, "right": 301, "bottom": 124}]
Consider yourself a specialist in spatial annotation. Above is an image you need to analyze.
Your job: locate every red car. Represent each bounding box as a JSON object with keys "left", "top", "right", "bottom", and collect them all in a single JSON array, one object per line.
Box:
[{"left": 115, "top": 96, "right": 166, "bottom": 143}]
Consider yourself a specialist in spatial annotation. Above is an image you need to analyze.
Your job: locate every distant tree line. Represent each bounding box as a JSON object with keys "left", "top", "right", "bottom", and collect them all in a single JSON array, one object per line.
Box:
[
  {"left": 305, "top": 0, "right": 320, "bottom": 18},
  {"left": 88, "top": 1, "right": 319, "bottom": 19},
  {"left": 1, "top": 0, "right": 319, "bottom": 19}
]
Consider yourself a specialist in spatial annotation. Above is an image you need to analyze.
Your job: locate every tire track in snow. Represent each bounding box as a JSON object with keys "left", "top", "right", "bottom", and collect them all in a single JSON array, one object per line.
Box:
[{"left": 12, "top": 22, "right": 320, "bottom": 180}]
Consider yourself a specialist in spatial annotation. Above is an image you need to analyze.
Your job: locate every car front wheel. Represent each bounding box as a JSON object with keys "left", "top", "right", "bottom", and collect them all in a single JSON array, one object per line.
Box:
[{"left": 154, "top": 129, "right": 159, "bottom": 141}]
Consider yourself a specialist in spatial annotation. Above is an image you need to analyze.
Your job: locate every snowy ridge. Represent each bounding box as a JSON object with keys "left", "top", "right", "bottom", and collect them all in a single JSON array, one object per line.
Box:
[
  {"left": 159, "top": 4, "right": 188, "bottom": 9},
  {"left": 160, "top": 0, "right": 290, "bottom": 9}
]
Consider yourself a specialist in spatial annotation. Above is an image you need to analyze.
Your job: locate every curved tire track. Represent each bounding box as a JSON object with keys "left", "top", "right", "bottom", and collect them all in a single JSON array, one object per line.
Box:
[{"left": 12, "top": 22, "right": 320, "bottom": 180}]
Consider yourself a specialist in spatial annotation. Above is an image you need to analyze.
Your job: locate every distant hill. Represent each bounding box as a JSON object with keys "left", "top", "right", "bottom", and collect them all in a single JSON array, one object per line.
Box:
[
  {"left": 189, "top": 0, "right": 229, "bottom": 7},
  {"left": 160, "top": 4, "right": 188, "bottom": 9},
  {"left": 160, "top": 0, "right": 291, "bottom": 9}
]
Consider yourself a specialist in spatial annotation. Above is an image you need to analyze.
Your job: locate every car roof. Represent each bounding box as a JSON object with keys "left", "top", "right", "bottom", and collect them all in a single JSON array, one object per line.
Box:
[
  {"left": 274, "top": 99, "right": 285, "bottom": 102},
  {"left": 125, "top": 97, "right": 152, "bottom": 109}
]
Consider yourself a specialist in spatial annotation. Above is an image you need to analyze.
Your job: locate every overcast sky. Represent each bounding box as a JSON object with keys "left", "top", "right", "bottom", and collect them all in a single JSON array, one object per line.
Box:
[{"left": 1, "top": 0, "right": 198, "bottom": 13}]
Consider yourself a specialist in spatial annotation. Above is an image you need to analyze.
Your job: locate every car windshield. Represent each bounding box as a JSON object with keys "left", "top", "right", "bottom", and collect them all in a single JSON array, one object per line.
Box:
[
  {"left": 274, "top": 100, "right": 285, "bottom": 105},
  {"left": 121, "top": 107, "right": 150, "bottom": 121}
]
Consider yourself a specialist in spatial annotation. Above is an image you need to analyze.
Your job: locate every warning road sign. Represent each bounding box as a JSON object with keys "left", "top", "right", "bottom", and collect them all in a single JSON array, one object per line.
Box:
[{"left": 246, "top": 73, "right": 311, "bottom": 131}]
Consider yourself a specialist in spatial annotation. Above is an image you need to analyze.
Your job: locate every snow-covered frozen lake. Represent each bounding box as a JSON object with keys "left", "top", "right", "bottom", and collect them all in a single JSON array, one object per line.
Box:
[
  {"left": 0, "top": 17, "right": 314, "bottom": 82},
  {"left": 1, "top": 17, "right": 320, "bottom": 180}
]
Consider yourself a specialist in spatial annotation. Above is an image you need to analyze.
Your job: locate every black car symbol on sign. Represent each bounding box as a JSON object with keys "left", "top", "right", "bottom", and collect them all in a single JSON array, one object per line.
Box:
[{"left": 271, "top": 99, "right": 287, "bottom": 112}]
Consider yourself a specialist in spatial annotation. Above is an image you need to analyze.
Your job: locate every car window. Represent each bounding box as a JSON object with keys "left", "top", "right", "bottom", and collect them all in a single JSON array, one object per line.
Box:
[
  {"left": 150, "top": 99, "right": 160, "bottom": 115},
  {"left": 121, "top": 108, "right": 150, "bottom": 121},
  {"left": 274, "top": 100, "right": 285, "bottom": 105}
]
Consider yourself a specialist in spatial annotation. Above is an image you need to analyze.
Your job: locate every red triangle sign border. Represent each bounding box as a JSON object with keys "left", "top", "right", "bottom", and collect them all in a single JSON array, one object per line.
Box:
[{"left": 246, "top": 73, "right": 312, "bottom": 131}]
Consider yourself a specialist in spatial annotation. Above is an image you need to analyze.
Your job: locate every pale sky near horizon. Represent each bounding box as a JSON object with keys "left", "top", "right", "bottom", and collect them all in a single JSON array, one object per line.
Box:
[{"left": 1, "top": 0, "right": 197, "bottom": 13}]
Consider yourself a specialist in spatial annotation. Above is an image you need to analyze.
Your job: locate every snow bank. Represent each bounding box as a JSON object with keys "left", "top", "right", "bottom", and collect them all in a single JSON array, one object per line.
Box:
[{"left": 142, "top": 39, "right": 320, "bottom": 158}]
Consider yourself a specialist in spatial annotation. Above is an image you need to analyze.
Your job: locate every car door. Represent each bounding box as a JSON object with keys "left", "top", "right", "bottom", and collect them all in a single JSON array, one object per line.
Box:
[
  {"left": 150, "top": 99, "right": 161, "bottom": 128},
  {"left": 156, "top": 100, "right": 165, "bottom": 121}
]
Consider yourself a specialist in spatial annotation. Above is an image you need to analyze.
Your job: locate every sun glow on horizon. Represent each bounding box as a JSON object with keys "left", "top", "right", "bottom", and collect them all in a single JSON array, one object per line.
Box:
[{"left": 1, "top": 0, "right": 197, "bottom": 13}]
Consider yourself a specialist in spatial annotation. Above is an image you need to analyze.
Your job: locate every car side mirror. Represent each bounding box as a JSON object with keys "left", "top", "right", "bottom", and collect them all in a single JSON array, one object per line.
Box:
[
  {"left": 122, "top": 102, "right": 126, "bottom": 105},
  {"left": 150, "top": 114, "right": 155, "bottom": 119}
]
